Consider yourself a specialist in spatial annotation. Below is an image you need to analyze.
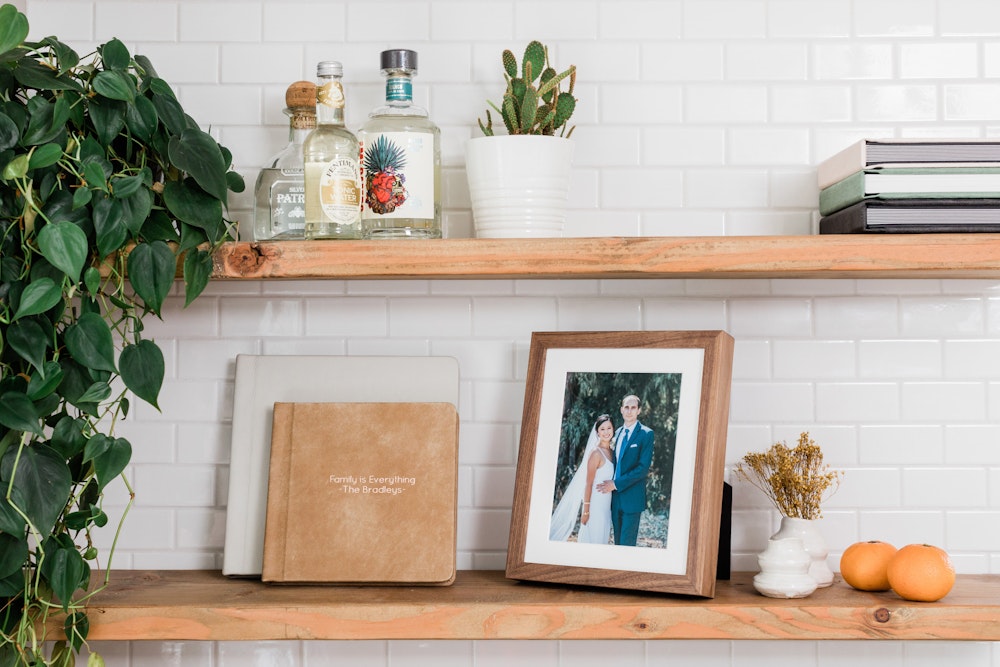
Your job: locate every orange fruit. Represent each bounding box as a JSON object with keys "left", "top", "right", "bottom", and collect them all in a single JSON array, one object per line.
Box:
[
  {"left": 840, "top": 540, "right": 897, "bottom": 591},
  {"left": 886, "top": 543, "right": 956, "bottom": 602}
]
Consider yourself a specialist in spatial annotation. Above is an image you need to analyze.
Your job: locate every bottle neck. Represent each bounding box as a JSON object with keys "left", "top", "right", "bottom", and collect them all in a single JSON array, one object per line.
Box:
[
  {"left": 384, "top": 71, "right": 413, "bottom": 108},
  {"left": 316, "top": 76, "right": 346, "bottom": 126},
  {"left": 290, "top": 124, "right": 315, "bottom": 145},
  {"left": 288, "top": 110, "right": 316, "bottom": 145}
]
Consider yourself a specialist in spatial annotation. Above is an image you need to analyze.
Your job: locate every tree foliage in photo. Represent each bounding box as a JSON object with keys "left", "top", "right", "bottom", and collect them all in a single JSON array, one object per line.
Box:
[{"left": 552, "top": 372, "right": 682, "bottom": 518}]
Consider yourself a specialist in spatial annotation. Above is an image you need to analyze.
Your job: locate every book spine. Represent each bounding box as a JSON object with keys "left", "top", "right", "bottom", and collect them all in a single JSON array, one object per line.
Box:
[
  {"left": 817, "top": 140, "right": 867, "bottom": 189},
  {"left": 818, "top": 203, "right": 866, "bottom": 234},
  {"left": 261, "top": 402, "right": 294, "bottom": 582},
  {"left": 819, "top": 170, "right": 865, "bottom": 215}
]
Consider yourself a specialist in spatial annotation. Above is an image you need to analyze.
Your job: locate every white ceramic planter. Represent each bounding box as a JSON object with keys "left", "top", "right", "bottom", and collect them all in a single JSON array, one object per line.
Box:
[
  {"left": 771, "top": 516, "right": 835, "bottom": 587},
  {"left": 465, "top": 135, "right": 574, "bottom": 238},
  {"left": 753, "top": 537, "right": 818, "bottom": 599}
]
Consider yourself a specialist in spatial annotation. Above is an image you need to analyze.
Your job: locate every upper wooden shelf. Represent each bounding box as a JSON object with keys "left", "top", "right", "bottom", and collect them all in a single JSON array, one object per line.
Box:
[
  {"left": 211, "top": 235, "right": 1000, "bottom": 281},
  {"left": 80, "top": 570, "right": 1000, "bottom": 641}
]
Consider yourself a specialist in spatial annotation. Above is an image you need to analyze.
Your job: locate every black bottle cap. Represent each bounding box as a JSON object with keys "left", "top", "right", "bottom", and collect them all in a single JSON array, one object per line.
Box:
[{"left": 381, "top": 49, "right": 418, "bottom": 72}]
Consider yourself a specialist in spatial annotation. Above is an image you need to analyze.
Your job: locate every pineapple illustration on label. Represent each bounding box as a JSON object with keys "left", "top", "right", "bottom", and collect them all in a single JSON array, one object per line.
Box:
[
  {"left": 361, "top": 132, "right": 434, "bottom": 220},
  {"left": 364, "top": 134, "right": 408, "bottom": 214}
]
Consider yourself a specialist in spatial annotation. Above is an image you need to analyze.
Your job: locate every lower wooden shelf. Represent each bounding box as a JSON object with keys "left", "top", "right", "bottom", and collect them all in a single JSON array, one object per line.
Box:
[{"left": 79, "top": 570, "right": 1000, "bottom": 641}]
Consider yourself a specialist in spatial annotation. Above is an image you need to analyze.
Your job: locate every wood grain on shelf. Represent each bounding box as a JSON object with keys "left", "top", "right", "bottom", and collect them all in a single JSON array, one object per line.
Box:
[
  {"left": 211, "top": 235, "right": 1000, "bottom": 280},
  {"left": 78, "top": 570, "right": 1000, "bottom": 641}
]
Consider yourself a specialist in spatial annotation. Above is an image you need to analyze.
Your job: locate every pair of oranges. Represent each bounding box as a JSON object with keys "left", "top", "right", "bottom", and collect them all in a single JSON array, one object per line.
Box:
[{"left": 839, "top": 541, "right": 955, "bottom": 602}]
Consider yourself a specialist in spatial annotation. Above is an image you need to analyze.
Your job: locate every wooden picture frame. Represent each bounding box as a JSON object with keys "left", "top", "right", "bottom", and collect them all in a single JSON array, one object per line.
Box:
[{"left": 506, "top": 330, "right": 735, "bottom": 597}]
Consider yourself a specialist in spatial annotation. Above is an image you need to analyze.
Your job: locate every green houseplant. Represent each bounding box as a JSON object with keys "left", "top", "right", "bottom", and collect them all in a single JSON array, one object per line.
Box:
[
  {"left": 477, "top": 39, "right": 576, "bottom": 138},
  {"left": 0, "top": 4, "right": 244, "bottom": 664},
  {"left": 466, "top": 40, "right": 578, "bottom": 238}
]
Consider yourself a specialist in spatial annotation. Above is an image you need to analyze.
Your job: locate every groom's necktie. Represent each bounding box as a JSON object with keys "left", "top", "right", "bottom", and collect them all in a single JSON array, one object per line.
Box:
[{"left": 617, "top": 429, "right": 630, "bottom": 466}]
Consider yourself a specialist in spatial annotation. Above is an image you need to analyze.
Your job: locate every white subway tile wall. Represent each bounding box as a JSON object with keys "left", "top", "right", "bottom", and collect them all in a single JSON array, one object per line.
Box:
[{"left": 21, "top": 0, "right": 1000, "bottom": 664}]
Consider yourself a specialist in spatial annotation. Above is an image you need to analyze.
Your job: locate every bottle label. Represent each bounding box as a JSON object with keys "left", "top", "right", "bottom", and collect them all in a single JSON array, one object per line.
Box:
[
  {"left": 386, "top": 77, "right": 412, "bottom": 102},
  {"left": 270, "top": 178, "right": 305, "bottom": 230},
  {"left": 306, "top": 157, "right": 360, "bottom": 224},
  {"left": 317, "top": 81, "right": 345, "bottom": 109},
  {"left": 361, "top": 131, "right": 434, "bottom": 219}
]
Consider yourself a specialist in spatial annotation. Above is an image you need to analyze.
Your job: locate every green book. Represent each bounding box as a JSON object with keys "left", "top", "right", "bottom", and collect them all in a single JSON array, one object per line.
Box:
[{"left": 819, "top": 167, "right": 1000, "bottom": 216}]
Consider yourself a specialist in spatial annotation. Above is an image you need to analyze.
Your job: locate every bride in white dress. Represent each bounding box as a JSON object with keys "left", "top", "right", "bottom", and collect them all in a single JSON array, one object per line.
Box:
[{"left": 550, "top": 414, "right": 616, "bottom": 544}]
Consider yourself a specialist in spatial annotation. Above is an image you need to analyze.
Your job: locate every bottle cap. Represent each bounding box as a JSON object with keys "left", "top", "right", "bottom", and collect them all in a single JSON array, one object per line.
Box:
[
  {"left": 380, "top": 49, "right": 417, "bottom": 72},
  {"left": 285, "top": 81, "right": 316, "bottom": 109},
  {"left": 316, "top": 61, "right": 343, "bottom": 77}
]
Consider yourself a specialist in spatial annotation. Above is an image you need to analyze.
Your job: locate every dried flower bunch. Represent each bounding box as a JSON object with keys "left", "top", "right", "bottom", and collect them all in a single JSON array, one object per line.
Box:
[{"left": 735, "top": 432, "right": 843, "bottom": 520}]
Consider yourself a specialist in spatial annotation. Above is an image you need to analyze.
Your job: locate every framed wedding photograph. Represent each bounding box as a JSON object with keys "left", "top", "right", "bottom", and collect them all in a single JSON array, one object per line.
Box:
[{"left": 506, "top": 330, "right": 735, "bottom": 597}]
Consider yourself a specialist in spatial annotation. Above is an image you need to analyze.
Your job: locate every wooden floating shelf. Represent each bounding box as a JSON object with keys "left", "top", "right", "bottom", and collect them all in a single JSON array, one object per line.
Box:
[
  {"left": 211, "top": 235, "right": 1000, "bottom": 281},
  {"left": 79, "top": 570, "right": 1000, "bottom": 641}
]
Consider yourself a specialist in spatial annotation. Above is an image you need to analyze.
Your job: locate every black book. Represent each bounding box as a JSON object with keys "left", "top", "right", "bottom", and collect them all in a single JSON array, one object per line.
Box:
[{"left": 819, "top": 198, "right": 1000, "bottom": 234}]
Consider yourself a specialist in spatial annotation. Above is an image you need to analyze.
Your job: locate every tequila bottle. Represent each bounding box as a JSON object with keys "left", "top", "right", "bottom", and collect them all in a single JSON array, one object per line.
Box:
[
  {"left": 358, "top": 49, "right": 442, "bottom": 239},
  {"left": 303, "top": 61, "right": 362, "bottom": 240},
  {"left": 252, "top": 81, "right": 315, "bottom": 241}
]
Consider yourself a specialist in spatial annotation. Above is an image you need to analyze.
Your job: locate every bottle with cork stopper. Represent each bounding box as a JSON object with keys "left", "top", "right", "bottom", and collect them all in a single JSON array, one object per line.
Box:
[{"left": 252, "top": 80, "right": 316, "bottom": 241}]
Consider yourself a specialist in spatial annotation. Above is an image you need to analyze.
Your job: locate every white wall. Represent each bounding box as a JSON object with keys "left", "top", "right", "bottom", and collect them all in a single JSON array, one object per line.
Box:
[{"left": 23, "top": 0, "right": 1000, "bottom": 665}]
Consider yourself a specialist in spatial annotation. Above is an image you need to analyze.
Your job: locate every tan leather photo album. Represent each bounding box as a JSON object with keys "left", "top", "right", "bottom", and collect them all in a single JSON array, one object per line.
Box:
[{"left": 261, "top": 401, "right": 459, "bottom": 585}]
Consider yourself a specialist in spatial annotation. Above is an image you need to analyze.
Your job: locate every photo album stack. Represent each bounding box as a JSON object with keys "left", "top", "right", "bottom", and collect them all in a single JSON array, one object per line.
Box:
[
  {"left": 818, "top": 138, "right": 1000, "bottom": 234},
  {"left": 223, "top": 355, "right": 461, "bottom": 585}
]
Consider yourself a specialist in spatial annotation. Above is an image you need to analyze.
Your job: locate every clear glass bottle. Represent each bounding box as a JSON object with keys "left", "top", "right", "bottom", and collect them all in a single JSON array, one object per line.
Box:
[
  {"left": 303, "top": 61, "right": 362, "bottom": 240},
  {"left": 358, "top": 49, "right": 442, "bottom": 239},
  {"left": 253, "top": 81, "right": 316, "bottom": 241}
]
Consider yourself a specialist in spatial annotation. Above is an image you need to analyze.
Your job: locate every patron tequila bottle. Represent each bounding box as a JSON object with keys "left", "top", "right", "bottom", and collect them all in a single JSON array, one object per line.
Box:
[
  {"left": 358, "top": 49, "right": 441, "bottom": 239},
  {"left": 252, "top": 81, "right": 315, "bottom": 241},
  {"left": 303, "top": 61, "right": 362, "bottom": 239}
]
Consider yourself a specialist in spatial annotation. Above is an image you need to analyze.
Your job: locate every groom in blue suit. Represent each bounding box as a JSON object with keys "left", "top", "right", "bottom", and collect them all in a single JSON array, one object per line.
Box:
[{"left": 597, "top": 394, "right": 654, "bottom": 547}]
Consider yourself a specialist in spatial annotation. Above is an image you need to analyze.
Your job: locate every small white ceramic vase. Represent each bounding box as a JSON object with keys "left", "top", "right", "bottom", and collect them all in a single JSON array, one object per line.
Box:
[
  {"left": 771, "top": 516, "right": 834, "bottom": 587},
  {"left": 465, "top": 135, "right": 574, "bottom": 238},
  {"left": 753, "top": 537, "right": 818, "bottom": 599}
]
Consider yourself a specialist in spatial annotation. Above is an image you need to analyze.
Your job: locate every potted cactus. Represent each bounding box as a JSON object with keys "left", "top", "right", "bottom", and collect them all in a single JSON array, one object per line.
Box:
[{"left": 466, "top": 40, "right": 576, "bottom": 238}]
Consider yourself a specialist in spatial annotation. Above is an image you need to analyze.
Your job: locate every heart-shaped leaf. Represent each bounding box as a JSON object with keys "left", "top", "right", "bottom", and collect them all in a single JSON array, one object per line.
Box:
[
  {"left": 39, "top": 37, "right": 79, "bottom": 74},
  {"left": 182, "top": 248, "right": 213, "bottom": 307},
  {"left": 163, "top": 178, "right": 222, "bottom": 230},
  {"left": 26, "top": 361, "right": 63, "bottom": 401},
  {"left": 29, "top": 142, "right": 63, "bottom": 169},
  {"left": 0, "top": 5, "right": 29, "bottom": 58},
  {"left": 0, "top": 444, "right": 72, "bottom": 534},
  {"left": 14, "top": 56, "right": 83, "bottom": 92},
  {"left": 50, "top": 416, "right": 88, "bottom": 459},
  {"left": 0, "top": 533, "right": 28, "bottom": 579},
  {"left": 150, "top": 87, "right": 186, "bottom": 135},
  {"left": 7, "top": 318, "right": 49, "bottom": 375},
  {"left": 92, "top": 70, "right": 135, "bottom": 102},
  {"left": 39, "top": 536, "right": 87, "bottom": 611},
  {"left": 99, "top": 38, "right": 130, "bottom": 71},
  {"left": 64, "top": 311, "right": 117, "bottom": 373},
  {"left": 0, "top": 391, "right": 41, "bottom": 435},
  {"left": 2, "top": 153, "right": 27, "bottom": 181},
  {"left": 74, "top": 381, "right": 112, "bottom": 405},
  {"left": 88, "top": 96, "right": 126, "bottom": 146},
  {"left": 119, "top": 339, "right": 163, "bottom": 409},
  {"left": 86, "top": 436, "right": 131, "bottom": 489},
  {"left": 92, "top": 195, "right": 127, "bottom": 257},
  {"left": 13, "top": 277, "right": 62, "bottom": 320},
  {"left": 167, "top": 128, "right": 229, "bottom": 202},
  {"left": 127, "top": 241, "right": 176, "bottom": 316},
  {"left": 124, "top": 94, "right": 157, "bottom": 141},
  {"left": 119, "top": 186, "right": 152, "bottom": 233},
  {"left": 37, "top": 221, "right": 88, "bottom": 282},
  {"left": 0, "top": 112, "right": 19, "bottom": 152}
]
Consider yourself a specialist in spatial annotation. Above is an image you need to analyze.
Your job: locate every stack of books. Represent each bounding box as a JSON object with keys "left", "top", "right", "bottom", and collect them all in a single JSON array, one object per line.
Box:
[{"left": 817, "top": 139, "right": 1000, "bottom": 234}]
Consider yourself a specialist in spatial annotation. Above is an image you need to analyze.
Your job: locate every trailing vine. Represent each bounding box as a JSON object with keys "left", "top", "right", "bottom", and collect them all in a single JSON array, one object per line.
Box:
[{"left": 0, "top": 5, "right": 244, "bottom": 664}]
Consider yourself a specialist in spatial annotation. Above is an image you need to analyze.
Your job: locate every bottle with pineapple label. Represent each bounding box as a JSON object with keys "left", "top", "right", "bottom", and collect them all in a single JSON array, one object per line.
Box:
[
  {"left": 303, "top": 61, "right": 362, "bottom": 239},
  {"left": 252, "top": 80, "right": 316, "bottom": 241},
  {"left": 358, "top": 49, "right": 442, "bottom": 239}
]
